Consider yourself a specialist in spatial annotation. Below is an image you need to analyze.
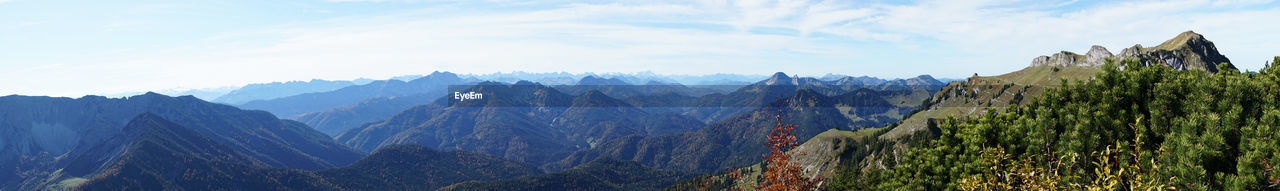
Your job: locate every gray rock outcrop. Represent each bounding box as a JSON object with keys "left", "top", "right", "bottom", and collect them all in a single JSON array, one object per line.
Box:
[
  {"left": 1030, "top": 50, "right": 1102, "bottom": 67},
  {"left": 1030, "top": 31, "right": 1235, "bottom": 73},
  {"left": 1113, "top": 31, "right": 1234, "bottom": 73},
  {"left": 1084, "top": 45, "right": 1114, "bottom": 66}
]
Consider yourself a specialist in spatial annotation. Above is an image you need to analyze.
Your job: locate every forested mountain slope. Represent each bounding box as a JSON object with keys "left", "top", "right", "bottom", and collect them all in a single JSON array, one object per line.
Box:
[
  {"left": 72, "top": 113, "right": 336, "bottom": 191},
  {"left": 0, "top": 93, "right": 362, "bottom": 189},
  {"left": 334, "top": 81, "right": 706, "bottom": 165},
  {"left": 71, "top": 115, "right": 543, "bottom": 191},
  {"left": 548, "top": 87, "right": 928, "bottom": 174}
]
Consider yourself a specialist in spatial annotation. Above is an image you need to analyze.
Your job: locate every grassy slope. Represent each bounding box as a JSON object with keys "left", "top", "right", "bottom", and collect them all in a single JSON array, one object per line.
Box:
[
  {"left": 790, "top": 128, "right": 879, "bottom": 179},
  {"left": 882, "top": 66, "right": 1101, "bottom": 139}
]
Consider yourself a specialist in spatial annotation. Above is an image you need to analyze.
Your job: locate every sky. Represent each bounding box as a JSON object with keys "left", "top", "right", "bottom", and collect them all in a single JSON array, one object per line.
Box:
[{"left": 2, "top": 0, "right": 1279, "bottom": 97}]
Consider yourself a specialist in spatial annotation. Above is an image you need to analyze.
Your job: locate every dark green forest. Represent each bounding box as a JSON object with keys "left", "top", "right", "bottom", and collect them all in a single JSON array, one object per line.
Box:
[{"left": 835, "top": 58, "right": 1280, "bottom": 190}]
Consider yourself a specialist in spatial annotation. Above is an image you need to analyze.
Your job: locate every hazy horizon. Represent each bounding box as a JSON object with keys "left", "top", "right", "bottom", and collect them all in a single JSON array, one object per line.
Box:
[
  {"left": 84, "top": 70, "right": 960, "bottom": 100},
  {"left": 4, "top": 0, "right": 1280, "bottom": 97}
]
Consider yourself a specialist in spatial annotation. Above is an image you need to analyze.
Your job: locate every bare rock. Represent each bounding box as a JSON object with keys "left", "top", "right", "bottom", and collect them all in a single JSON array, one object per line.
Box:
[{"left": 1084, "top": 45, "right": 1113, "bottom": 67}]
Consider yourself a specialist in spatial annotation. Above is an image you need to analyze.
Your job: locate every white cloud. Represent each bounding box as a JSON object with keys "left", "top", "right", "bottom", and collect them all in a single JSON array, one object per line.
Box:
[
  {"left": 8, "top": 3, "right": 835, "bottom": 97},
  {"left": 4, "top": 0, "right": 1280, "bottom": 97},
  {"left": 1212, "top": 0, "right": 1274, "bottom": 6},
  {"left": 325, "top": 0, "right": 389, "bottom": 2}
]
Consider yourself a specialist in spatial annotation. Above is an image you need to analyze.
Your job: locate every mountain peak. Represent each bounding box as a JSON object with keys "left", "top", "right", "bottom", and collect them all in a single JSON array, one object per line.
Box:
[
  {"left": 1030, "top": 48, "right": 1104, "bottom": 68},
  {"left": 1081, "top": 45, "right": 1115, "bottom": 66},
  {"left": 428, "top": 71, "right": 452, "bottom": 76},
  {"left": 1154, "top": 30, "right": 1206, "bottom": 51},
  {"left": 763, "top": 72, "right": 795, "bottom": 85},
  {"left": 415, "top": 71, "right": 460, "bottom": 82},
  {"left": 1031, "top": 31, "right": 1232, "bottom": 72},
  {"left": 770, "top": 72, "right": 789, "bottom": 78},
  {"left": 1118, "top": 31, "right": 1234, "bottom": 72},
  {"left": 913, "top": 74, "right": 936, "bottom": 81},
  {"left": 127, "top": 92, "right": 173, "bottom": 101},
  {"left": 576, "top": 76, "right": 629, "bottom": 85}
]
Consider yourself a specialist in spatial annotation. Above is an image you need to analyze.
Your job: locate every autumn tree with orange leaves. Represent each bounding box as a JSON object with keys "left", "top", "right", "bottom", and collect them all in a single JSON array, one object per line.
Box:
[
  {"left": 688, "top": 99, "right": 823, "bottom": 191},
  {"left": 756, "top": 101, "right": 821, "bottom": 191}
]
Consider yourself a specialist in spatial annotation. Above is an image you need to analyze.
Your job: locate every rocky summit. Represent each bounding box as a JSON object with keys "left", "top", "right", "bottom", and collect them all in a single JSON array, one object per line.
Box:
[
  {"left": 1030, "top": 45, "right": 1113, "bottom": 68},
  {"left": 1117, "top": 31, "right": 1235, "bottom": 72},
  {"left": 1030, "top": 31, "right": 1236, "bottom": 73}
]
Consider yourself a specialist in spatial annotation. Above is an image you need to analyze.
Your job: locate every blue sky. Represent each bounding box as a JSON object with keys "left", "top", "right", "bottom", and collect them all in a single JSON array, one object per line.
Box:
[{"left": 3, "top": 0, "right": 1280, "bottom": 97}]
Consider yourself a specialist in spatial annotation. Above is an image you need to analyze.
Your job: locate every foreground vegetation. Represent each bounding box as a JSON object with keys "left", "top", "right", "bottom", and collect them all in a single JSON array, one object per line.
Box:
[{"left": 858, "top": 58, "right": 1280, "bottom": 190}]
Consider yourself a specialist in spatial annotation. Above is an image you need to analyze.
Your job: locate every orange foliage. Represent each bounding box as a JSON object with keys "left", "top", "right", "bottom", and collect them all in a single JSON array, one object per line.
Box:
[
  {"left": 704, "top": 99, "right": 822, "bottom": 191},
  {"left": 756, "top": 101, "right": 820, "bottom": 191}
]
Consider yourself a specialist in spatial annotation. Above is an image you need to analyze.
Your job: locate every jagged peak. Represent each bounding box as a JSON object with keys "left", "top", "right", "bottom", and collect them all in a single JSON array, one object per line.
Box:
[
  {"left": 1030, "top": 31, "right": 1226, "bottom": 69},
  {"left": 1087, "top": 45, "right": 1112, "bottom": 56},
  {"left": 1115, "top": 31, "right": 1234, "bottom": 72},
  {"left": 1085, "top": 45, "right": 1114, "bottom": 64},
  {"left": 1118, "top": 44, "right": 1144, "bottom": 57},
  {"left": 1030, "top": 49, "right": 1096, "bottom": 68}
]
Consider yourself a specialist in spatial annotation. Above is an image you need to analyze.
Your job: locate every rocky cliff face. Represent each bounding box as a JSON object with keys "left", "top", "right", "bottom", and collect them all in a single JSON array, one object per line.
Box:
[
  {"left": 1030, "top": 45, "right": 1114, "bottom": 68},
  {"left": 1085, "top": 45, "right": 1115, "bottom": 65},
  {"left": 1115, "top": 31, "right": 1234, "bottom": 73},
  {"left": 1030, "top": 45, "right": 1113, "bottom": 68},
  {"left": 1030, "top": 49, "right": 1096, "bottom": 68},
  {"left": 1030, "top": 31, "right": 1235, "bottom": 73}
]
